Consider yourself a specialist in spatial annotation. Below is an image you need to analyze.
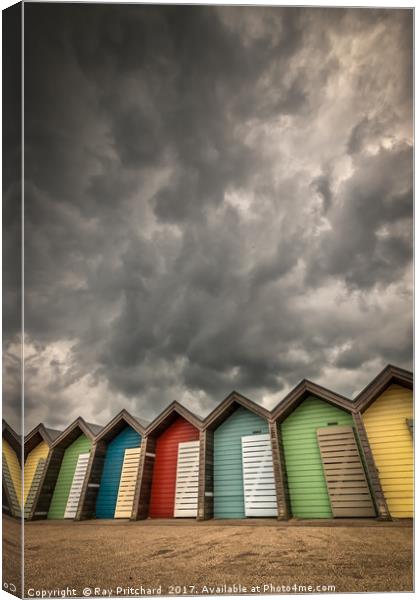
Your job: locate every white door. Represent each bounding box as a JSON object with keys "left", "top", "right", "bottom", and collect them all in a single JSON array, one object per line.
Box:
[
  {"left": 114, "top": 447, "right": 141, "bottom": 518},
  {"left": 174, "top": 440, "right": 200, "bottom": 517},
  {"left": 64, "top": 452, "right": 90, "bottom": 518},
  {"left": 241, "top": 433, "right": 278, "bottom": 517}
]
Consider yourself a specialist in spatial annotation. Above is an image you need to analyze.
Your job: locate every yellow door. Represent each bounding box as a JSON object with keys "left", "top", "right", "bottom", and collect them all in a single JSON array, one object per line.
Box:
[
  {"left": 114, "top": 447, "right": 141, "bottom": 518},
  {"left": 24, "top": 441, "right": 49, "bottom": 504},
  {"left": 363, "top": 384, "right": 413, "bottom": 517}
]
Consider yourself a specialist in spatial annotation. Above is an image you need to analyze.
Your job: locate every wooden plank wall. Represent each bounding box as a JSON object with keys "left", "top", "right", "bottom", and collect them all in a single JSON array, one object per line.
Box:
[
  {"left": 269, "top": 421, "right": 290, "bottom": 520},
  {"left": 2, "top": 481, "right": 12, "bottom": 515},
  {"left": 24, "top": 458, "right": 46, "bottom": 519},
  {"left": 76, "top": 441, "right": 107, "bottom": 520},
  {"left": 32, "top": 447, "right": 65, "bottom": 520},
  {"left": 131, "top": 436, "right": 156, "bottom": 519},
  {"left": 353, "top": 411, "right": 390, "bottom": 519},
  {"left": 362, "top": 385, "right": 413, "bottom": 518},
  {"left": 197, "top": 429, "right": 214, "bottom": 520}
]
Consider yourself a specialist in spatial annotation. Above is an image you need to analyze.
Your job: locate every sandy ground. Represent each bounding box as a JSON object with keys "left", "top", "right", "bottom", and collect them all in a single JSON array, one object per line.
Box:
[
  {"left": 3, "top": 516, "right": 414, "bottom": 596},
  {"left": 2, "top": 516, "right": 22, "bottom": 597}
]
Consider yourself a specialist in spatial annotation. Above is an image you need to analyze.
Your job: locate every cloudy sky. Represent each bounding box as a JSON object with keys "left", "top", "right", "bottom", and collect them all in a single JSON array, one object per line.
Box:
[{"left": 4, "top": 5, "right": 413, "bottom": 433}]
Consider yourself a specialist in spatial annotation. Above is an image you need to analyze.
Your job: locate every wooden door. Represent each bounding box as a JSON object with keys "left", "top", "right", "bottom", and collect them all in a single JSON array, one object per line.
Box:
[
  {"left": 24, "top": 457, "right": 46, "bottom": 519},
  {"left": 317, "top": 426, "right": 375, "bottom": 517},
  {"left": 64, "top": 452, "right": 90, "bottom": 518},
  {"left": 114, "top": 447, "right": 141, "bottom": 518},
  {"left": 174, "top": 441, "right": 200, "bottom": 517},
  {"left": 241, "top": 433, "right": 277, "bottom": 517}
]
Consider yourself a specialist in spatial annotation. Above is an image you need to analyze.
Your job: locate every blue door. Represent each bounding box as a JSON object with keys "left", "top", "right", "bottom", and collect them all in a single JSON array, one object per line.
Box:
[{"left": 96, "top": 426, "right": 141, "bottom": 518}]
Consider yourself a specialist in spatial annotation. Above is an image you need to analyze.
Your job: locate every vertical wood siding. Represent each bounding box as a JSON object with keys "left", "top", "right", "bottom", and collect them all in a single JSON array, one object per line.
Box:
[
  {"left": 362, "top": 384, "right": 413, "bottom": 518},
  {"left": 280, "top": 397, "right": 354, "bottom": 518},
  {"left": 3, "top": 440, "right": 21, "bottom": 508},
  {"left": 149, "top": 417, "right": 199, "bottom": 518},
  {"left": 95, "top": 426, "right": 141, "bottom": 519},
  {"left": 132, "top": 437, "right": 156, "bottom": 519},
  {"left": 213, "top": 406, "right": 268, "bottom": 519},
  {"left": 47, "top": 435, "right": 91, "bottom": 519}
]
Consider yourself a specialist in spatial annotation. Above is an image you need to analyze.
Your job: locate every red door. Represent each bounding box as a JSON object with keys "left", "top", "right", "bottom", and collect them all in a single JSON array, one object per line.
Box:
[{"left": 149, "top": 417, "right": 200, "bottom": 518}]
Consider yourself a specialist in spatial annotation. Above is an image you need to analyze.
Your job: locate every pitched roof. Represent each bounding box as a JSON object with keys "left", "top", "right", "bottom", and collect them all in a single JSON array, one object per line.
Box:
[
  {"left": 271, "top": 379, "right": 354, "bottom": 422},
  {"left": 204, "top": 390, "right": 271, "bottom": 430},
  {"left": 24, "top": 423, "right": 62, "bottom": 457},
  {"left": 45, "top": 428, "right": 62, "bottom": 441},
  {"left": 354, "top": 364, "right": 413, "bottom": 412},
  {"left": 131, "top": 415, "right": 150, "bottom": 428},
  {"left": 2, "top": 419, "right": 22, "bottom": 457},
  {"left": 145, "top": 401, "right": 203, "bottom": 437},
  {"left": 50, "top": 417, "right": 100, "bottom": 449},
  {"left": 94, "top": 409, "right": 147, "bottom": 443},
  {"left": 85, "top": 422, "right": 103, "bottom": 436}
]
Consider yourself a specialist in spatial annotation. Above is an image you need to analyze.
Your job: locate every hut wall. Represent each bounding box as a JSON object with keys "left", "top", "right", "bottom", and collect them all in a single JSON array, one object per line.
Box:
[
  {"left": 47, "top": 434, "right": 91, "bottom": 519},
  {"left": 149, "top": 417, "right": 199, "bottom": 518},
  {"left": 280, "top": 397, "right": 354, "bottom": 518},
  {"left": 362, "top": 384, "right": 413, "bottom": 518},
  {"left": 96, "top": 426, "right": 141, "bottom": 518},
  {"left": 213, "top": 406, "right": 268, "bottom": 519}
]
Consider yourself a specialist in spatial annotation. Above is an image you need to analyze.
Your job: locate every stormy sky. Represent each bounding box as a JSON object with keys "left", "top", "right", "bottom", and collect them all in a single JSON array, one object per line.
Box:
[{"left": 4, "top": 5, "right": 413, "bottom": 433}]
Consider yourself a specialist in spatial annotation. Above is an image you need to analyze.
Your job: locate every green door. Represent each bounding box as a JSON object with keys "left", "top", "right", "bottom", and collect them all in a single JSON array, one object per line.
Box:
[
  {"left": 214, "top": 406, "right": 268, "bottom": 518},
  {"left": 47, "top": 434, "right": 91, "bottom": 519},
  {"left": 280, "top": 397, "right": 354, "bottom": 518}
]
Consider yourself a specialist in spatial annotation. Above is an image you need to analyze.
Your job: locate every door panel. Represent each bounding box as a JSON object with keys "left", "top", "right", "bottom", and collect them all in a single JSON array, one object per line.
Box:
[
  {"left": 24, "top": 457, "right": 46, "bottom": 519},
  {"left": 317, "top": 426, "right": 375, "bottom": 518},
  {"left": 114, "top": 447, "right": 141, "bottom": 518},
  {"left": 174, "top": 441, "right": 199, "bottom": 517},
  {"left": 241, "top": 433, "right": 277, "bottom": 517},
  {"left": 64, "top": 452, "right": 90, "bottom": 518}
]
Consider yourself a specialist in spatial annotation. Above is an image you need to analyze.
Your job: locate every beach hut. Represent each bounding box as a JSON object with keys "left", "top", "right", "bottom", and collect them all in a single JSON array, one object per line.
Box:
[
  {"left": 202, "top": 392, "right": 277, "bottom": 520},
  {"left": 133, "top": 402, "right": 202, "bottom": 519},
  {"left": 23, "top": 424, "right": 61, "bottom": 519},
  {"left": 272, "top": 380, "right": 376, "bottom": 519},
  {"left": 2, "top": 420, "right": 22, "bottom": 518},
  {"left": 33, "top": 418, "right": 101, "bottom": 519},
  {"left": 76, "top": 410, "right": 148, "bottom": 520},
  {"left": 355, "top": 365, "right": 413, "bottom": 519}
]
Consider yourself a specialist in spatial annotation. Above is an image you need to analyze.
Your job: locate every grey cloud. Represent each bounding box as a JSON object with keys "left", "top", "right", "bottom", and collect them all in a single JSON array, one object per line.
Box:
[
  {"left": 10, "top": 5, "right": 412, "bottom": 432},
  {"left": 311, "top": 172, "right": 333, "bottom": 213},
  {"left": 307, "top": 143, "right": 412, "bottom": 290}
]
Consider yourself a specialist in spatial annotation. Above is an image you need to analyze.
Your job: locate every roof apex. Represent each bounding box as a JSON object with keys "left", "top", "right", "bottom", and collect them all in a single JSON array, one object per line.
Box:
[
  {"left": 271, "top": 378, "right": 353, "bottom": 422},
  {"left": 204, "top": 390, "right": 270, "bottom": 428},
  {"left": 24, "top": 422, "right": 56, "bottom": 446},
  {"left": 94, "top": 409, "right": 147, "bottom": 442},
  {"left": 145, "top": 400, "right": 203, "bottom": 436},
  {"left": 50, "top": 416, "right": 99, "bottom": 448},
  {"left": 354, "top": 364, "right": 413, "bottom": 412}
]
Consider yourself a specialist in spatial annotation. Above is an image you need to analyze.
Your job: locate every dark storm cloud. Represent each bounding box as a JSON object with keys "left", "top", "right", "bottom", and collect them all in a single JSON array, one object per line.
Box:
[
  {"left": 307, "top": 143, "right": 413, "bottom": 290},
  {"left": 4, "top": 4, "right": 411, "bottom": 431}
]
